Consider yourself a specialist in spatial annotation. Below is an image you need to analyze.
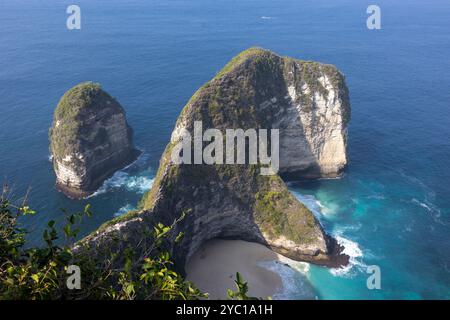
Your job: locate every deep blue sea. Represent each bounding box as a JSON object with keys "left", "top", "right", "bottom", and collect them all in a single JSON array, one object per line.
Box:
[{"left": 1, "top": 0, "right": 449, "bottom": 299}]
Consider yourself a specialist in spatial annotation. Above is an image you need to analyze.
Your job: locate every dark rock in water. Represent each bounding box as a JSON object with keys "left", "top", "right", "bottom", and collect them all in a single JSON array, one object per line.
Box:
[
  {"left": 49, "top": 82, "right": 140, "bottom": 199},
  {"left": 79, "top": 48, "right": 350, "bottom": 270}
]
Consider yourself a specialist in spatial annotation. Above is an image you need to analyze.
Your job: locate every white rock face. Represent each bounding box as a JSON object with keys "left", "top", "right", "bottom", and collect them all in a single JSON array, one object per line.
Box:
[
  {"left": 54, "top": 161, "right": 85, "bottom": 190},
  {"left": 53, "top": 113, "right": 132, "bottom": 191},
  {"left": 275, "top": 67, "right": 349, "bottom": 178}
]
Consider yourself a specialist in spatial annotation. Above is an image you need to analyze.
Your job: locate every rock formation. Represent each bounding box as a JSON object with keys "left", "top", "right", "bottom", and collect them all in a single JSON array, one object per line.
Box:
[
  {"left": 80, "top": 48, "right": 350, "bottom": 270},
  {"left": 50, "top": 82, "right": 140, "bottom": 199}
]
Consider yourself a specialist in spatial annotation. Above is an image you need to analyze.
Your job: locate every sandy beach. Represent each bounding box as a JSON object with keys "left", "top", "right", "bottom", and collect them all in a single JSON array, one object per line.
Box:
[{"left": 185, "top": 239, "right": 284, "bottom": 299}]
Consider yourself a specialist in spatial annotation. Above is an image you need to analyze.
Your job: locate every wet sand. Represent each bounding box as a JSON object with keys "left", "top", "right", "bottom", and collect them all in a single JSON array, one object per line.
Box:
[{"left": 185, "top": 239, "right": 283, "bottom": 299}]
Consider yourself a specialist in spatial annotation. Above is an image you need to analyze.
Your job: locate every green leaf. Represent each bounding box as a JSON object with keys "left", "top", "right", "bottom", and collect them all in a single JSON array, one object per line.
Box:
[
  {"left": 236, "top": 272, "right": 243, "bottom": 284},
  {"left": 6, "top": 266, "right": 14, "bottom": 276},
  {"left": 31, "top": 274, "right": 39, "bottom": 284},
  {"left": 63, "top": 224, "right": 71, "bottom": 237},
  {"left": 21, "top": 206, "right": 36, "bottom": 215},
  {"left": 84, "top": 204, "right": 92, "bottom": 217}
]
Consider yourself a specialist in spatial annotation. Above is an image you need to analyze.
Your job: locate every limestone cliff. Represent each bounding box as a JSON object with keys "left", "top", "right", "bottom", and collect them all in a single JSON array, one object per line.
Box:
[
  {"left": 80, "top": 48, "right": 350, "bottom": 270},
  {"left": 49, "top": 82, "right": 140, "bottom": 199}
]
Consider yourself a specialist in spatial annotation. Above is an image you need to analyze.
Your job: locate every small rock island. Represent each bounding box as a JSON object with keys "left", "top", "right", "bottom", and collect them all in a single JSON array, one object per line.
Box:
[
  {"left": 81, "top": 48, "right": 351, "bottom": 269},
  {"left": 49, "top": 82, "right": 140, "bottom": 198}
]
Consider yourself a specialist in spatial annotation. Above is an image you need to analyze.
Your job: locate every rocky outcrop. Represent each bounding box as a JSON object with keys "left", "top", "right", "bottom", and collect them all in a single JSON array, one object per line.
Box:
[
  {"left": 278, "top": 65, "right": 350, "bottom": 178},
  {"left": 80, "top": 48, "right": 350, "bottom": 270},
  {"left": 172, "top": 48, "right": 350, "bottom": 179},
  {"left": 49, "top": 82, "right": 140, "bottom": 199}
]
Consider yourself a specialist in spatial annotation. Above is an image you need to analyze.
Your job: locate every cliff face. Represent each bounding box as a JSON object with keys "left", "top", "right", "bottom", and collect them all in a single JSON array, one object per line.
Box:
[
  {"left": 80, "top": 48, "right": 350, "bottom": 270},
  {"left": 50, "top": 82, "right": 140, "bottom": 199},
  {"left": 278, "top": 60, "right": 350, "bottom": 178}
]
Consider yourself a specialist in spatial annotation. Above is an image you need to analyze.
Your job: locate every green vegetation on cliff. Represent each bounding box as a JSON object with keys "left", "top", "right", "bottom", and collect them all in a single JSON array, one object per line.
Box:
[
  {"left": 0, "top": 192, "right": 205, "bottom": 300},
  {"left": 0, "top": 191, "right": 263, "bottom": 300},
  {"left": 49, "top": 82, "right": 122, "bottom": 158},
  {"left": 179, "top": 47, "right": 349, "bottom": 129},
  {"left": 80, "top": 47, "right": 348, "bottom": 276},
  {"left": 137, "top": 48, "right": 331, "bottom": 247}
]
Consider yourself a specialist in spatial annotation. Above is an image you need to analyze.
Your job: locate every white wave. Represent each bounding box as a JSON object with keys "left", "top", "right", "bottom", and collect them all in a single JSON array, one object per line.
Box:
[
  {"left": 293, "top": 192, "right": 340, "bottom": 220},
  {"left": 412, "top": 198, "right": 434, "bottom": 212},
  {"left": 337, "top": 236, "right": 363, "bottom": 258},
  {"left": 258, "top": 259, "right": 315, "bottom": 300},
  {"left": 123, "top": 175, "right": 154, "bottom": 193},
  {"left": 278, "top": 254, "right": 311, "bottom": 274},
  {"left": 338, "top": 222, "right": 362, "bottom": 233},
  {"left": 330, "top": 235, "right": 366, "bottom": 277},
  {"left": 399, "top": 170, "right": 436, "bottom": 200},
  {"left": 261, "top": 16, "right": 274, "bottom": 20},
  {"left": 366, "top": 194, "right": 385, "bottom": 200},
  {"left": 411, "top": 198, "right": 448, "bottom": 226},
  {"left": 114, "top": 204, "right": 136, "bottom": 217},
  {"left": 89, "top": 171, "right": 154, "bottom": 197},
  {"left": 290, "top": 190, "right": 366, "bottom": 277},
  {"left": 293, "top": 193, "right": 325, "bottom": 216}
]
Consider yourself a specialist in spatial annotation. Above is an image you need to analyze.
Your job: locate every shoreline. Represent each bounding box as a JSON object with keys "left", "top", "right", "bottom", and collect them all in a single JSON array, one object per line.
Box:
[
  {"left": 186, "top": 239, "right": 284, "bottom": 299},
  {"left": 186, "top": 239, "right": 350, "bottom": 300}
]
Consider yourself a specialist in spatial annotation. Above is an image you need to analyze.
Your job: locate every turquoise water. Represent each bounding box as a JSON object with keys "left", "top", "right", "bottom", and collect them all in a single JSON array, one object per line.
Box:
[{"left": 0, "top": 0, "right": 449, "bottom": 299}]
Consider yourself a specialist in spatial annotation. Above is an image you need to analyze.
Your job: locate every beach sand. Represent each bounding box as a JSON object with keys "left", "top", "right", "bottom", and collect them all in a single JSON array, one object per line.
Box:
[{"left": 185, "top": 239, "right": 284, "bottom": 299}]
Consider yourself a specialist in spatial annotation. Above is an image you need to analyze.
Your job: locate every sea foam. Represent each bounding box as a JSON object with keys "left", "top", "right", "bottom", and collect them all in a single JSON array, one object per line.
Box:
[
  {"left": 292, "top": 190, "right": 366, "bottom": 277},
  {"left": 89, "top": 171, "right": 154, "bottom": 197},
  {"left": 412, "top": 198, "right": 448, "bottom": 226},
  {"left": 88, "top": 151, "right": 154, "bottom": 198},
  {"left": 258, "top": 258, "right": 315, "bottom": 300},
  {"left": 113, "top": 204, "right": 136, "bottom": 217},
  {"left": 330, "top": 235, "right": 365, "bottom": 277}
]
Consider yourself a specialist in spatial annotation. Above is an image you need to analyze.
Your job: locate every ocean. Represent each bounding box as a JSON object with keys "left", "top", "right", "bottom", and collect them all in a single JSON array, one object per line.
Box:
[{"left": 0, "top": 0, "right": 449, "bottom": 299}]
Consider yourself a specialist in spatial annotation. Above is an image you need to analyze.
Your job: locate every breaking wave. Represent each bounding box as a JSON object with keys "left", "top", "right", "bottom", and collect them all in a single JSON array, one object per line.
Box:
[
  {"left": 292, "top": 191, "right": 366, "bottom": 277},
  {"left": 90, "top": 171, "right": 154, "bottom": 197},
  {"left": 87, "top": 151, "right": 154, "bottom": 198},
  {"left": 330, "top": 235, "right": 365, "bottom": 277},
  {"left": 113, "top": 204, "right": 136, "bottom": 217},
  {"left": 259, "top": 257, "right": 316, "bottom": 300},
  {"left": 293, "top": 192, "right": 329, "bottom": 219}
]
